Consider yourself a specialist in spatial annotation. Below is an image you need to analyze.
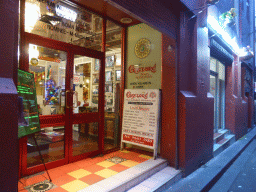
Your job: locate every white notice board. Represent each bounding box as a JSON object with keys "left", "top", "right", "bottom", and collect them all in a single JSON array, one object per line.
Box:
[{"left": 121, "top": 89, "right": 161, "bottom": 159}]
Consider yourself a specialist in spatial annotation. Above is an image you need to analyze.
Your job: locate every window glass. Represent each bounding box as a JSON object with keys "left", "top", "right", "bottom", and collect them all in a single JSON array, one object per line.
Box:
[
  {"left": 104, "top": 20, "right": 122, "bottom": 150},
  {"left": 25, "top": 0, "right": 102, "bottom": 51},
  {"left": 29, "top": 44, "right": 67, "bottom": 115},
  {"left": 210, "top": 57, "right": 217, "bottom": 72},
  {"left": 218, "top": 62, "right": 225, "bottom": 81},
  {"left": 72, "top": 123, "right": 99, "bottom": 156},
  {"left": 27, "top": 126, "right": 64, "bottom": 167},
  {"left": 72, "top": 55, "right": 100, "bottom": 113}
]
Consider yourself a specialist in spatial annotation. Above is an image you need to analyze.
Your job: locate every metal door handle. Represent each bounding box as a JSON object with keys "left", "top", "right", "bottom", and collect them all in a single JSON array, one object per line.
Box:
[
  {"left": 66, "top": 90, "right": 71, "bottom": 108},
  {"left": 73, "top": 91, "right": 78, "bottom": 108}
]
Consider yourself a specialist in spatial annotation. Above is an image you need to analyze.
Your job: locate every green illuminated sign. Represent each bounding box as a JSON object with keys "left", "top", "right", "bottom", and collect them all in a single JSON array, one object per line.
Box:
[{"left": 18, "top": 69, "right": 41, "bottom": 138}]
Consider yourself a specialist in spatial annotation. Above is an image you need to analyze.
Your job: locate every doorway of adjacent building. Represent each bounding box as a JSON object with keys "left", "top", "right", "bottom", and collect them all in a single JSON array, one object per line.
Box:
[{"left": 210, "top": 57, "right": 226, "bottom": 133}]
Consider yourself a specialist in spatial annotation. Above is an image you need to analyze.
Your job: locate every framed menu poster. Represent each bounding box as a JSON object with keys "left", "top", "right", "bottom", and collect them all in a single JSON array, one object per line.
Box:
[
  {"left": 121, "top": 89, "right": 161, "bottom": 159},
  {"left": 17, "top": 69, "right": 41, "bottom": 138}
]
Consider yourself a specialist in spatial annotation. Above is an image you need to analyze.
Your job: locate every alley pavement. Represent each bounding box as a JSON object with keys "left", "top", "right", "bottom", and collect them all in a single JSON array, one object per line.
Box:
[
  {"left": 163, "top": 127, "right": 256, "bottom": 192},
  {"left": 210, "top": 138, "right": 256, "bottom": 192},
  {"left": 228, "top": 139, "right": 256, "bottom": 192}
]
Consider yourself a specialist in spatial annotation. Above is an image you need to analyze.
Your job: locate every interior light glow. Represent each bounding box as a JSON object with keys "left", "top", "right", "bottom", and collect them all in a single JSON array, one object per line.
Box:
[
  {"left": 239, "top": 48, "right": 248, "bottom": 57},
  {"left": 25, "top": 2, "right": 40, "bottom": 32},
  {"left": 56, "top": 5, "right": 77, "bottom": 22},
  {"left": 203, "top": 27, "right": 208, "bottom": 33},
  {"left": 207, "top": 15, "right": 239, "bottom": 54},
  {"left": 29, "top": 44, "right": 39, "bottom": 61}
]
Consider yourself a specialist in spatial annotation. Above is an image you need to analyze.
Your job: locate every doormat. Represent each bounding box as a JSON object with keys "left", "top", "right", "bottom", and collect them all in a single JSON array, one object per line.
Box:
[{"left": 25, "top": 180, "right": 56, "bottom": 192}]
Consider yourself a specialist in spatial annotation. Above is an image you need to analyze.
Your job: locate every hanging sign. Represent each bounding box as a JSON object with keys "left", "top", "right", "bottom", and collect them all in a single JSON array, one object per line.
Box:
[
  {"left": 17, "top": 69, "right": 41, "bottom": 138},
  {"left": 121, "top": 89, "right": 161, "bottom": 158}
]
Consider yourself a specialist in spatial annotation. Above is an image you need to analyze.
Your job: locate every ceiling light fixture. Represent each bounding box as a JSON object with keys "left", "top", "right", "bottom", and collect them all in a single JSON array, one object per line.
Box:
[
  {"left": 39, "top": 15, "right": 62, "bottom": 26},
  {"left": 120, "top": 18, "right": 132, "bottom": 24}
]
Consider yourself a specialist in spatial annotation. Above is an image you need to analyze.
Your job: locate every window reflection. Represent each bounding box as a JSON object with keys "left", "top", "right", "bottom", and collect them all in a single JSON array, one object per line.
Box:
[
  {"left": 73, "top": 55, "right": 100, "bottom": 113},
  {"left": 29, "top": 44, "right": 67, "bottom": 115},
  {"left": 27, "top": 126, "right": 65, "bottom": 168},
  {"left": 25, "top": 0, "right": 103, "bottom": 51}
]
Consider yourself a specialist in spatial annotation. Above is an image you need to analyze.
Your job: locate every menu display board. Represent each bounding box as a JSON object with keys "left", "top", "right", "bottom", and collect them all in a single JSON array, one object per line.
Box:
[
  {"left": 121, "top": 89, "right": 161, "bottom": 152},
  {"left": 18, "top": 69, "right": 41, "bottom": 138}
]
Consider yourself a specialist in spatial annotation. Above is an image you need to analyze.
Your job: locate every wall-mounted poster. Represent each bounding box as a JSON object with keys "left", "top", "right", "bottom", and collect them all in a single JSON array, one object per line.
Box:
[
  {"left": 115, "top": 70, "right": 121, "bottom": 81},
  {"left": 94, "top": 17, "right": 103, "bottom": 33},
  {"left": 94, "top": 59, "right": 100, "bottom": 71},
  {"left": 106, "top": 55, "right": 115, "bottom": 67},
  {"left": 105, "top": 84, "right": 113, "bottom": 93},
  {"left": 126, "top": 24, "right": 162, "bottom": 89},
  {"left": 105, "top": 71, "right": 112, "bottom": 82},
  {"left": 93, "top": 74, "right": 99, "bottom": 84}
]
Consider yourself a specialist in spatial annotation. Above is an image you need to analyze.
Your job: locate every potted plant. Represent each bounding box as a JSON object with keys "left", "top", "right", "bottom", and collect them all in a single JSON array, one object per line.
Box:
[{"left": 220, "top": 8, "right": 237, "bottom": 27}]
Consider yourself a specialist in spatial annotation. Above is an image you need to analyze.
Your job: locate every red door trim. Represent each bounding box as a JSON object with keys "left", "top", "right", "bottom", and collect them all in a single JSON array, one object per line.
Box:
[
  {"left": 25, "top": 32, "right": 104, "bottom": 59},
  {"left": 72, "top": 113, "right": 99, "bottom": 124},
  {"left": 26, "top": 159, "right": 66, "bottom": 176},
  {"left": 98, "top": 19, "right": 106, "bottom": 153},
  {"left": 118, "top": 27, "right": 127, "bottom": 145}
]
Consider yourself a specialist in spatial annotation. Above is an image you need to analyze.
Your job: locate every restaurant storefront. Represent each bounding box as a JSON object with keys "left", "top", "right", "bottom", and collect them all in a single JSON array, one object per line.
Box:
[{"left": 19, "top": 0, "right": 177, "bottom": 176}]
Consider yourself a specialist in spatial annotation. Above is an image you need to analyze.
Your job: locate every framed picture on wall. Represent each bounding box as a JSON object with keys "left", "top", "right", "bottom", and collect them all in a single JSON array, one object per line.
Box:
[
  {"left": 115, "top": 54, "right": 121, "bottom": 66},
  {"left": 94, "top": 17, "right": 102, "bottom": 33},
  {"left": 105, "top": 71, "right": 112, "bottom": 82},
  {"left": 106, "top": 55, "right": 115, "bottom": 67},
  {"left": 115, "top": 70, "right": 121, "bottom": 81},
  {"left": 105, "top": 84, "right": 113, "bottom": 93},
  {"left": 94, "top": 59, "right": 100, "bottom": 71},
  {"left": 93, "top": 74, "right": 99, "bottom": 84}
]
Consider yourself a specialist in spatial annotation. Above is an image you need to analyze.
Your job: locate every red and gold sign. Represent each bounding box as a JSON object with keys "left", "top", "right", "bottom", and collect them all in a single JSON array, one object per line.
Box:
[{"left": 134, "top": 38, "right": 151, "bottom": 59}]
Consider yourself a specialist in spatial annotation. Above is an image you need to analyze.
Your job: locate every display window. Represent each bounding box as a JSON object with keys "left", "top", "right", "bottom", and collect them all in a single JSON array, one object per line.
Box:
[{"left": 104, "top": 21, "right": 122, "bottom": 150}]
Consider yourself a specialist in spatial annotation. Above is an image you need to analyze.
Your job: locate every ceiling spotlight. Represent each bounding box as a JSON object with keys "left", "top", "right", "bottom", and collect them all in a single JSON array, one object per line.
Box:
[{"left": 120, "top": 18, "right": 132, "bottom": 24}]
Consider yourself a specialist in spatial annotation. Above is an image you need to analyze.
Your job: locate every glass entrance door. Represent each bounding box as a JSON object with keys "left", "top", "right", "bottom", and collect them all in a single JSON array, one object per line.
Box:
[
  {"left": 71, "top": 55, "right": 102, "bottom": 159},
  {"left": 27, "top": 44, "right": 67, "bottom": 169},
  {"left": 23, "top": 40, "right": 105, "bottom": 175}
]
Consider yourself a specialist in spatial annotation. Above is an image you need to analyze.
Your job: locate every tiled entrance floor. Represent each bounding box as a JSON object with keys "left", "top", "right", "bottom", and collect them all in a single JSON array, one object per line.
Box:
[{"left": 19, "top": 149, "right": 152, "bottom": 192}]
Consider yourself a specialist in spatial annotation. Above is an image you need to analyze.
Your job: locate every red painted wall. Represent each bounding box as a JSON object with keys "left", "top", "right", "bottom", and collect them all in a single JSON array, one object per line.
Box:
[
  {"left": 0, "top": 0, "right": 19, "bottom": 191},
  {"left": 109, "top": 0, "right": 216, "bottom": 176},
  {"left": 177, "top": 4, "right": 214, "bottom": 176},
  {"left": 161, "top": 34, "right": 177, "bottom": 167},
  {"left": 226, "top": 58, "right": 248, "bottom": 140}
]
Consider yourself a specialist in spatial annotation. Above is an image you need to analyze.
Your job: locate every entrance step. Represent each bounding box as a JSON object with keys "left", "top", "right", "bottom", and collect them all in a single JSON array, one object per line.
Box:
[
  {"left": 213, "top": 133, "right": 235, "bottom": 157},
  {"left": 214, "top": 129, "right": 229, "bottom": 144},
  {"left": 78, "top": 158, "right": 169, "bottom": 192},
  {"left": 127, "top": 166, "right": 182, "bottom": 192}
]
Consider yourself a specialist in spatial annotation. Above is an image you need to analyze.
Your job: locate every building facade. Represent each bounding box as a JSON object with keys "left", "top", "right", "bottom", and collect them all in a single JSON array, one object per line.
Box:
[{"left": 0, "top": 0, "right": 255, "bottom": 191}]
